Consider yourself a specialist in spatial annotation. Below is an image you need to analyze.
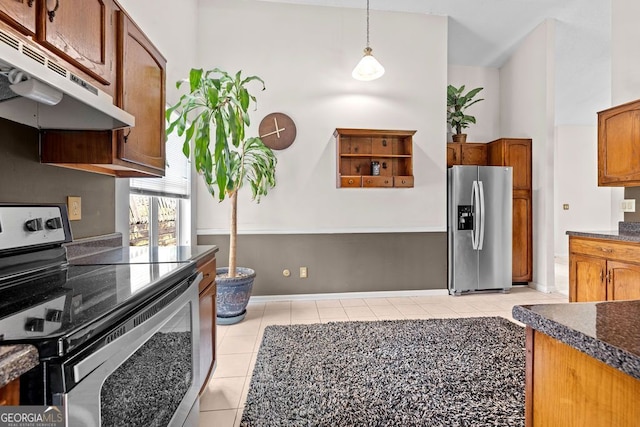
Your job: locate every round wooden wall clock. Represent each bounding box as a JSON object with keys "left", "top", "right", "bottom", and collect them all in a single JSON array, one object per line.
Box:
[{"left": 258, "top": 112, "right": 297, "bottom": 150}]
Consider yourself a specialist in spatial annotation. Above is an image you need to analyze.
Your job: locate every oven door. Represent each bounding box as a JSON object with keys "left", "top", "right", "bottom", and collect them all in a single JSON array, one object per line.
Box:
[{"left": 60, "top": 272, "right": 201, "bottom": 427}]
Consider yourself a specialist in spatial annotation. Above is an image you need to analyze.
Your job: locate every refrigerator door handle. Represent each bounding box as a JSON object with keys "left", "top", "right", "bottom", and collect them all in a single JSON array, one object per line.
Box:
[
  {"left": 471, "top": 180, "right": 480, "bottom": 250},
  {"left": 478, "top": 180, "right": 486, "bottom": 250}
]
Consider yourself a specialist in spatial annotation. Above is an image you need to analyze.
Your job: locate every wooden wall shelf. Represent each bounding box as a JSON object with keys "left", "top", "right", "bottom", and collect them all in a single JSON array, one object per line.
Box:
[{"left": 335, "top": 128, "right": 416, "bottom": 188}]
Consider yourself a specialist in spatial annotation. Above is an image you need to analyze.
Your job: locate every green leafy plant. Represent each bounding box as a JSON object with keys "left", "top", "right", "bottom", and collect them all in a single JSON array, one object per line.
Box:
[
  {"left": 166, "top": 68, "right": 277, "bottom": 278},
  {"left": 447, "top": 84, "right": 484, "bottom": 135}
]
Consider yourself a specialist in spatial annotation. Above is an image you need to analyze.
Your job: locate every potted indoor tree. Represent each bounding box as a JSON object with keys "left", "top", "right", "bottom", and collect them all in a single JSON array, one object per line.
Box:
[
  {"left": 447, "top": 84, "right": 484, "bottom": 143},
  {"left": 166, "top": 68, "right": 277, "bottom": 324}
]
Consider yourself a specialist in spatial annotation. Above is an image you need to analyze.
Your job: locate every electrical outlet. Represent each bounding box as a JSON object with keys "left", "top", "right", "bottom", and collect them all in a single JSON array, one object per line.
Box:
[
  {"left": 562, "top": 204, "right": 569, "bottom": 210},
  {"left": 283, "top": 269, "right": 291, "bottom": 277},
  {"left": 67, "top": 196, "right": 82, "bottom": 220},
  {"left": 300, "top": 267, "right": 308, "bottom": 278},
  {"left": 621, "top": 199, "right": 636, "bottom": 213}
]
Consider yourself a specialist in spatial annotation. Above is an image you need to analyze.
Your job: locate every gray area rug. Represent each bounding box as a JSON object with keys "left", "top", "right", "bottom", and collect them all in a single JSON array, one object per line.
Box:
[{"left": 241, "top": 317, "right": 525, "bottom": 427}]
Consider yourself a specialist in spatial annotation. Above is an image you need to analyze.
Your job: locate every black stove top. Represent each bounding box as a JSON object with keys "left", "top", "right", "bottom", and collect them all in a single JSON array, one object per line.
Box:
[{"left": 0, "top": 258, "right": 196, "bottom": 358}]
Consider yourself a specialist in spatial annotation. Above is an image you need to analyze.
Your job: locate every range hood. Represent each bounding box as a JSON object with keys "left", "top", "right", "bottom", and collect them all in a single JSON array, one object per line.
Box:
[{"left": 0, "top": 28, "right": 134, "bottom": 130}]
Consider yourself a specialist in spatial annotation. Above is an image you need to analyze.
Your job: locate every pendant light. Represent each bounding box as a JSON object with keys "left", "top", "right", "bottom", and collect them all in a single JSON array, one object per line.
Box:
[{"left": 352, "top": 0, "right": 385, "bottom": 81}]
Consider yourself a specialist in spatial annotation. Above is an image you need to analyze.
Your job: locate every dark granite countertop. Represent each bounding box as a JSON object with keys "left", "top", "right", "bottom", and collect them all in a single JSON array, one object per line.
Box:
[
  {"left": 566, "top": 222, "right": 640, "bottom": 243},
  {"left": 513, "top": 301, "right": 640, "bottom": 380},
  {"left": 69, "top": 245, "right": 218, "bottom": 265},
  {"left": 0, "top": 345, "right": 39, "bottom": 388}
]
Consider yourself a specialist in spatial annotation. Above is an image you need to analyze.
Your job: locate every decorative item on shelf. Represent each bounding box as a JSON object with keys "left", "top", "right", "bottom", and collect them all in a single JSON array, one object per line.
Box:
[
  {"left": 259, "top": 112, "right": 297, "bottom": 150},
  {"left": 447, "top": 84, "right": 484, "bottom": 143},
  {"left": 352, "top": 0, "right": 385, "bottom": 81},
  {"left": 167, "top": 68, "right": 277, "bottom": 325}
]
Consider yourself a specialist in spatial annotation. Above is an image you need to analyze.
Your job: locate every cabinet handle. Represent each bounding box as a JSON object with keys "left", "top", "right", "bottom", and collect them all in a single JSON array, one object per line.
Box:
[
  {"left": 123, "top": 129, "right": 132, "bottom": 143},
  {"left": 47, "top": 0, "right": 59, "bottom": 22},
  {"left": 600, "top": 247, "right": 613, "bottom": 253},
  {"left": 348, "top": 179, "right": 354, "bottom": 184},
  {"left": 204, "top": 272, "right": 210, "bottom": 278},
  {"left": 366, "top": 179, "right": 372, "bottom": 184},
  {"left": 382, "top": 161, "right": 387, "bottom": 169},
  {"left": 384, "top": 180, "right": 389, "bottom": 184},
  {"left": 401, "top": 179, "right": 406, "bottom": 184},
  {"left": 600, "top": 269, "right": 604, "bottom": 282},
  {"left": 453, "top": 151, "right": 457, "bottom": 161},
  {"left": 27, "top": 0, "right": 34, "bottom": 7},
  {"left": 382, "top": 139, "right": 387, "bottom": 147}
]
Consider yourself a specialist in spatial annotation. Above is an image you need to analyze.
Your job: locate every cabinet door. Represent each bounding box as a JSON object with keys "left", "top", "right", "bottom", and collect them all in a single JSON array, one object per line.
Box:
[
  {"left": 0, "top": 0, "right": 36, "bottom": 35},
  {"left": 569, "top": 254, "right": 606, "bottom": 302},
  {"left": 598, "top": 102, "right": 640, "bottom": 186},
  {"left": 0, "top": 378, "right": 20, "bottom": 405},
  {"left": 607, "top": 261, "right": 640, "bottom": 300},
  {"left": 447, "top": 143, "right": 460, "bottom": 167},
  {"left": 36, "top": 0, "right": 115, "bottom": 86},
  {"left": 460, "top": 144, "right": 487, "bottom": 165},
  {"left": 503, "top": 139, "right": 531, "bottom": 190},
  {"left": 116, "top": 12, "right": 166, "bottom": 175},
  {"left": 512, "top": 193, "right": 532, "bottom": 282}
]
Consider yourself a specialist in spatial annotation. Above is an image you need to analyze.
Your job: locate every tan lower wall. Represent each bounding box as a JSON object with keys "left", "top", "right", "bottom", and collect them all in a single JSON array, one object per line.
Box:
[
  {"left": 0, "top": 118, "right": 116, "bottom": 239},
  {"left": 197, "top": 232, "right": 447, "bottom": 296}
]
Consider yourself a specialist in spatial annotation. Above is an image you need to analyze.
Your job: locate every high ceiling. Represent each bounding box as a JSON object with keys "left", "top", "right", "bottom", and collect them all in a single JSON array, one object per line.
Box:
[{"left": 258, "top": 0, "right": 612, "bottom": 125}]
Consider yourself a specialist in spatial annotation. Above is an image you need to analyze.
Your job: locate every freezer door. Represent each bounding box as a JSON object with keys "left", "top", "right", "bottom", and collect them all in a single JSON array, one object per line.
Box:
[
  {"left": 448, "top": 166, "right": 479, "bottom": 294},
  {"left": 477, "top": 166, "right": 512, "bottom": 290}
]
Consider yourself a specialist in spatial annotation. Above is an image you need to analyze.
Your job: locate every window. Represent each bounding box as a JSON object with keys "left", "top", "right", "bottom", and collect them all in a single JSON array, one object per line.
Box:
[{"left": 129, "top": 113, "right": 190, "bottom": 247}]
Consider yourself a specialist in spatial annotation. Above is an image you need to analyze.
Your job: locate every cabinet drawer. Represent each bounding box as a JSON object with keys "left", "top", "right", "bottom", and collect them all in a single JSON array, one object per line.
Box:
[
  {"left": 393, "top": 176, "right": 414, "bottom": 187},
  {"left": 340, "top": 176, "right": 362, "bottom": 187},
  {"left": 198, "top": 255, "right": 217, "bottom": 293},
  {"left": 362, "top": 176, "right": 393, "bottom": 187},
  {"left": 570, "top": 237, "right": 640, "bottom": 264}
]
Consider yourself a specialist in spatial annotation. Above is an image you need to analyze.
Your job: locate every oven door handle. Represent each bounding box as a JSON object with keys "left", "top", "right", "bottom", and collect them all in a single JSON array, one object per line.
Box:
[{"left": 70, "top": 272, "right": 201, "bottom": 384}]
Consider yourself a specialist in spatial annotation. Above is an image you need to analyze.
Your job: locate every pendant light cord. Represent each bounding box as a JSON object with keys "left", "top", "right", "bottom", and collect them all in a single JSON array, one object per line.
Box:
[{"left": 366, "top": 0, "right": 370, "bottom": 48}]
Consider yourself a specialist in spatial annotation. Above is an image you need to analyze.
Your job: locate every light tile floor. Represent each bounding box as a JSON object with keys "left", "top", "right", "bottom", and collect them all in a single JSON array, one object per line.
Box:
[{"left": 198, "top": 286, "right": 567, "bottom": 427}]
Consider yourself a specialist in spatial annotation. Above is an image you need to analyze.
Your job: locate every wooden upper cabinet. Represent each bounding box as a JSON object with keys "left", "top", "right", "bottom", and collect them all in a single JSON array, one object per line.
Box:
[
  {"left": 116, "top": 11, "right": 166, "bottom": 174},
  {"left": 39, "top": 8, "right": 166, "bottom": 177},
  {"left": 598, "top": 99, "right": 640, "bottom": 186},
  {"left": 488, "top": 138, "right": 531, "bottom": 190},
  {"left": 447, "top": 143, "right": 487, "bottom": 167},
  {"left": 0, "top": 0, "right": 36, "bottom": 35},
  {"left": 35, "top": 0, "right": 116, "bottom": 87}
]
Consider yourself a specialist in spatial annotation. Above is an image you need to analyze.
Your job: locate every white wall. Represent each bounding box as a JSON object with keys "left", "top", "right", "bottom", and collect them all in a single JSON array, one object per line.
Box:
[
  {"left": 612, "top": 0, "right": 640, "bottom": 105},
  {"left": 447, "top": 65, "right": 500, "bottom": 142},
  {"left": 500, "top": 20, "right": 556, "bottom": 291},
  {"left": 554, "top": 126, "right": 613, "bottom": 256},
  {"left": 195, "top": 0, "right": 448, "bottom": 234}
]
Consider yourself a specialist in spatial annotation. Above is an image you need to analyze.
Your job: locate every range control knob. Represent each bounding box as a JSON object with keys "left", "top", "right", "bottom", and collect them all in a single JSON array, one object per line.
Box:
[
  {"left": 45, "top": 217, "right": 63, "bottom": 230},
  {"left": 25, "top": 317, "right": 45, "bottom": 332},
  {"left": 25, "top": 218, "right": 43, "bottom": 232},
  {"left": 45, "top": 309, "right": 63, "bottom": 323}
]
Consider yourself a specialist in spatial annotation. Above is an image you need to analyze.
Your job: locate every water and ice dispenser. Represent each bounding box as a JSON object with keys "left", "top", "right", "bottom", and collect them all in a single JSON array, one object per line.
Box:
[{"left": 457, "top": 205, "right": 474, "bottom": 230}]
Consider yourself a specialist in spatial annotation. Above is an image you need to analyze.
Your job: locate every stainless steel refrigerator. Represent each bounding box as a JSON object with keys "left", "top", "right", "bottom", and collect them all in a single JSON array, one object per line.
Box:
[{"left": 447, "top": 165, "right": 512, "bottom": 295}]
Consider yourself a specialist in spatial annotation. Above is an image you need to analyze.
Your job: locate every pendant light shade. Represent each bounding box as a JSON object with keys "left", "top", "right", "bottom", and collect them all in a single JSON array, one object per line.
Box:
[{"left": 352, "top": 0, "right": 384, "bottom": 81}]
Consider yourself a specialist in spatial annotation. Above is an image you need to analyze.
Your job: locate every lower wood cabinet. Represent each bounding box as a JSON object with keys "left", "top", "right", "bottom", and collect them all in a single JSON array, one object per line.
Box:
[
  {"left": 0, "top": 378, "right": 20, "bottom": 406},
  {"left": 197, "top": 252, "right": 217, "bottom": 394},
  {"left": 569, "top": 236, "right": 640, "bottom": 302},
  {"left": 525, "top": 328, "right": 640, "bottom": 426}
]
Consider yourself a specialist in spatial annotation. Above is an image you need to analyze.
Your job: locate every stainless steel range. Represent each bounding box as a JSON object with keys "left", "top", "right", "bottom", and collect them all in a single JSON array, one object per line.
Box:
[{"left": 0, "top": 204, "right": 201, "bottom": 426}]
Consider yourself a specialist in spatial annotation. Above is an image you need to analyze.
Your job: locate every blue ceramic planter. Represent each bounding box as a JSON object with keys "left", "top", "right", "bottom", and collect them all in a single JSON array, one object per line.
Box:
[{"left": 216, "top": 267, "right": 256, "bottom": 325}]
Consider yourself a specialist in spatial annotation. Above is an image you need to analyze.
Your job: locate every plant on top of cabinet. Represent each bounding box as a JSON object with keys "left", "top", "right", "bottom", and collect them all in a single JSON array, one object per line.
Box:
[
  {"left": 447, "top": 84, "right": 484, "bottom": 143},
  {"left": 167, "top": 68, "right": 277, "bottom": 325}
]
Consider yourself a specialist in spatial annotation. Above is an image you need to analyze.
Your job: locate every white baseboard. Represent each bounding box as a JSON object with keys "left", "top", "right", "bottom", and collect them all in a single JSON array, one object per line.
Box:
[{"left": 249, "top": 288, "right": 450, "bottom": 303}]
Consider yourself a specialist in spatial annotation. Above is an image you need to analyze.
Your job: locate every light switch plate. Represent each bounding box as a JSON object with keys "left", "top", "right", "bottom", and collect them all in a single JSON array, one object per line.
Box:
[
  {"left": 67, "top": 196, "right": 82, "bottom": 220},
  {"left": 621, "top": 199, "right": 636, "bottom": 213}
]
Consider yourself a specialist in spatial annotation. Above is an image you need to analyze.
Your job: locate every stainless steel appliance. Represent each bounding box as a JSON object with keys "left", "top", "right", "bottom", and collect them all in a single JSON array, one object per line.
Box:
[
  {"left": 0, "top": 204, "right": 200, "bottom": 426},
  {"left": 448, "top": 165, "right": 512, "bottom": 295}
]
